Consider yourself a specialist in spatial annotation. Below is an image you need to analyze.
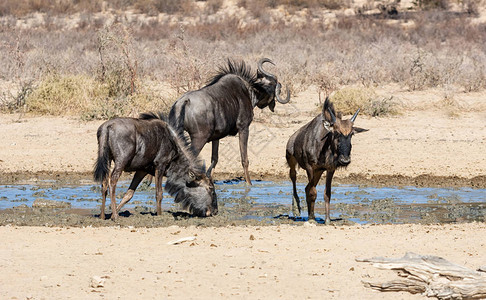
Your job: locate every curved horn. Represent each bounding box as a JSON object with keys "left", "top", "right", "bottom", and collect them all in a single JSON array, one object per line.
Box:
[
  {"left": 275, "top": 82, "right": 290, "bottom": 104},
  {"left": 257, "top": 58, "right": 276, "bottom": 79},
  {"left": 350, "top": 108, "right": 360, "bottom": 123},
  {"left": 327, "top": 107, "right": 337, "bottom": 124}
]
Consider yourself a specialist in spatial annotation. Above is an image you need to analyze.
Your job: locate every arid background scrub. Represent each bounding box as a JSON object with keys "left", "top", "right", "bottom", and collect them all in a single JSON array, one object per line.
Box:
[{"left": 1, "top": 0, "right": 485, "bottom": 118}]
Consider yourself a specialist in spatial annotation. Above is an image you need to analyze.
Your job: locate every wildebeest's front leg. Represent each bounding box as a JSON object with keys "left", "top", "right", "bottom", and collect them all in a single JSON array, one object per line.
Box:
[
  {"left": 305, "top": 168, "right": 324, "bottom": 221},
  {"left": 115, "top": 170, "right": 147, "bottom": 214},
  {"left": 154, "top": 167, "right": 165, "bottom": 215},
  {"left": 206, "top": 140, "right": 219, "bottom": 176},
  {"left": 324, "top": 170, "right": 335, "bottom": 225},
  {"left": 238, "top": 127, "right": 252, "bottom": 185}
]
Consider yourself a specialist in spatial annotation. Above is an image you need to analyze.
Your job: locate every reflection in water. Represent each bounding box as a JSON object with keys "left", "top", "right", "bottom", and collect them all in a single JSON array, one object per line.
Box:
[{"left": 0, "top": 180, "right": 485, "bottom": 224}]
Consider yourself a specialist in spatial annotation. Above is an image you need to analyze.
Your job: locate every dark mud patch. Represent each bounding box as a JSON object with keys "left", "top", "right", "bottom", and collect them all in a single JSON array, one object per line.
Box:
[
  {"left": 0, "top": 205, "right": 297, "bottom": 228},
  {"left": 1, "top": 172, "right": 485, "bottom": 188}
]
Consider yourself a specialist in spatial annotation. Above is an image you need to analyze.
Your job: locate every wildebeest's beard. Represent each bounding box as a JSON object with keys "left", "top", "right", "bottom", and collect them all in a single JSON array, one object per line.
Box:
[{"left": 256, "top": 95, "right": 276, "bottom": 111}]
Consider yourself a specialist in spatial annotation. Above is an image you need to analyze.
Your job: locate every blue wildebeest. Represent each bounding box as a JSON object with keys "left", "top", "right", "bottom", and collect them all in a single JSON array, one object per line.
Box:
[
  {"left": 169, "top": 58, "right": 290, "bottom": 185},
  {"left": 93, "top": 112, "right": 218, "bottom": 220},
  {"left": 286, "top": 98, "right": 367, "bottom": 224}
]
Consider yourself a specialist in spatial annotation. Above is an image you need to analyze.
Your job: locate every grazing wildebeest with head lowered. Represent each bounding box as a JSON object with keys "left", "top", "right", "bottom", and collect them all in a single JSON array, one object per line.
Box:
[
  {"left": 93, "top": 112, "right": 218, "bottom": 220},
  {"left": 169, "top": 58, "right": 290, "bottom": 185},
  {"left": 286, "top": 98, "right": 367, "bottom": 224}
]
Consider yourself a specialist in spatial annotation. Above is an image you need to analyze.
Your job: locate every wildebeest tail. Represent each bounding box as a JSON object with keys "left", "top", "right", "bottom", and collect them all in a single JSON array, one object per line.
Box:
[
  {"left": 93, "top": 125, "right": 111, "bottom": 182},
  {"left": 168, "top": 98, "right": 189, "bottom": 138}
]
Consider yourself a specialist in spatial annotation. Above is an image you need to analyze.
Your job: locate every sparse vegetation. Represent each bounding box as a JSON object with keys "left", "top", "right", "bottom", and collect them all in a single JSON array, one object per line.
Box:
[
  {"left": 438, "top": 91, "right": 461, "bottom": 118},
  {"left": 0, "top": 0, "right": 485, "bottom": 118},
  {"left": 328, "top": 87, "right": 399, "bottom": 117}
]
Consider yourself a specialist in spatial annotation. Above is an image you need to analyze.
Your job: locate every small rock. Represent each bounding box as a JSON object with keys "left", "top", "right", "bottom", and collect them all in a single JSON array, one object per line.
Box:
[
  {"left": 90, "top": 276, "right": 105, "bottom": 288},
  {"left": 303, "top": 221, "right": 316, "bottom": 227},
  {"left": 249, "top": 234, "right": 255, "bottom": 240}
]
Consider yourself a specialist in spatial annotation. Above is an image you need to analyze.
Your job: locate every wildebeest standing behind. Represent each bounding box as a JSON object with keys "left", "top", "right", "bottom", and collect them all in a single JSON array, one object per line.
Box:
[
  {"left": 93, "top": 112, "right": 218, "bottom": 220},
  {"left": 286, "top": 98, "right": 367, "bottom": 224},
  {"left": 169, "top": 58, "right": 291, "bottom": 185}
]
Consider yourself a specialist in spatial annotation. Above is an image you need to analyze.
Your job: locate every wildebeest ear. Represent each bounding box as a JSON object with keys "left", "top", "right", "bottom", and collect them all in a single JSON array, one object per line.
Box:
[
  {"left": 353, "top": 127, "right": 369, "bottom": 134},
  {"left": 323, "top": 120, "right": 333, "bottom": 132}
]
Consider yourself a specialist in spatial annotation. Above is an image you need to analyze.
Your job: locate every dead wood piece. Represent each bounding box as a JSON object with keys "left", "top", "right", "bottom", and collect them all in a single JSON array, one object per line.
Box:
[{"left": 357, "top": 252, "right": 486, "bottom": 299}]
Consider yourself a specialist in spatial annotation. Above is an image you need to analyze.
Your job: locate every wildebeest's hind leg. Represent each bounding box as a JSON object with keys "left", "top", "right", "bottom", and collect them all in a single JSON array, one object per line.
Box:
[
  {"left": 206, "top": 140, "right": 219, "bottom": 177},
  {"left": 238, "top": 127, "right": 252, "bottom": 185},
  {"left": 100, "top": 177, "right": 109, "bottom": 220},
  {"left": 305, "top": 168, "right": 323, "bottom": 221},
  {"left": 324, "top": 170, "right": 335, "bottom": 225},
  {"left": 108, "top": 167, "right": 123, "bottom": 220},
  {"left": 154, "top": 168, "right": 165, "bottom": 215},
  {"left": 116, "top": 170, "right": 147, "bottom": 214},
  {"left": 287, "top": 154, "right": 301, "bottom": 217}
]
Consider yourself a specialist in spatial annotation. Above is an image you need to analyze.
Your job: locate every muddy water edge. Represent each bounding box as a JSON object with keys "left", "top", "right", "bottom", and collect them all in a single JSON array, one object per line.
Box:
[{"left": 0, "top": 172, "right": 485, "bottom": 228}]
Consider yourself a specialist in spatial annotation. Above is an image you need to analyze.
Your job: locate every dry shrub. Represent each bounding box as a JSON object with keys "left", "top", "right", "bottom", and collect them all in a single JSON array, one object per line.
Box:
[
  {"left": 238, "top": 0, "right": 270, "bottom": 18},
  {"left": 25, "top": 73, "right": 171, "bottom": 120},
  {"left": 0, "top": 82, "right": 33, "bottom": 112},
  {"left": 365, "top": 96, "right": 399, "bottom": 117},
  {"left": 462, "top": 0, "right": 482, "bottom": 15},
  {"left": 0, "top": 0, "right": 104, "bottom": 16},
  {"left": 204, "top": 0, "right": 224, "bottom": 14},
  {"left": 238, "top": 0, "right": 347, "bottom": 11},
  {"left": 412, "top": 0, "right": 449, "bottom": 10},
  {"left": 330, "top": 87, "right": 399, "bottom": 117},
  {"left": 97, "top": 24, "right": 139, "bottom": 97},
  {"left": 25, "top": 74, "right": 107, "bottom": 116},
  {"left": 436, "top": 91, "right": 461, "bottom": 118},
  {"left": 330, "top": 87, "right": 376, "bottom": 115},
  {"left": 164, "top": 26, "right": 209, "bottom": 94},
  {"left": 134, "top": 0, "right": 194, "bottom": 15}
]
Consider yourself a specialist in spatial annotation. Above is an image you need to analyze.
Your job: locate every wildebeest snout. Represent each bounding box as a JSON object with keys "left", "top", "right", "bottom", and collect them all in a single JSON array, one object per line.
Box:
[
  {"left": 338, "top": 155, "right": 351, "bottom": 166},
  {"left": 207, "top": 207, "right": 218, "bottom": 216}
]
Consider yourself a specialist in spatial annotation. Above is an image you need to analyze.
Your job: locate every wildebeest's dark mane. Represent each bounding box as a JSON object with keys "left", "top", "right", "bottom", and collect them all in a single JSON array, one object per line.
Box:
[
  {"left": 138, "top": 111, "right": 205, "bottom": 173},
  {"left": 206, "top": 59, "right": 257, "bottom": 88},
  {"left": 139, "top": 111, "right": 167, "bottom": 121}
]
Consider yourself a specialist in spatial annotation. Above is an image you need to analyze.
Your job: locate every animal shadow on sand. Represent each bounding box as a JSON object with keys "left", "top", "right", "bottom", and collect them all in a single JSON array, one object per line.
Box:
[
  {"left": 94, "top": 210, "right": 195, "bottom": 220},
  {"left": 274, "top": 214, "right": 343, "bottom": 224}
]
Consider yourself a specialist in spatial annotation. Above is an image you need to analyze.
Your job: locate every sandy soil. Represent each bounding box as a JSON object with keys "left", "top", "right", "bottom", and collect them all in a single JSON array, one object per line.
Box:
[
  {"left": 1, "top": 87, "right": 486, "bottom": 299},
  {"left": 1, "top": 86, "right": 485, "bottom": 184},
  {"left": 1, "top": 223, "right": 486, "bottom": 299}
]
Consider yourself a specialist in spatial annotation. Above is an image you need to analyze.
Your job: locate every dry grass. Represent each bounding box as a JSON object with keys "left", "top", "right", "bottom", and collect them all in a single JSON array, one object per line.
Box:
[
  {"left": 437, "top": 91, "right": 461, "bottom": 118},
  {"left": 24, "top": 73, "right": 171, "bottom": 120},
  {"left": 0, "top": 1, "right": 485, "bottom": 118},
  {"left": 326, "top": 87, "right": 399, "bottom": 117},
  {"left": 1, "top": 0, "right": 350, "bottom": 17}
]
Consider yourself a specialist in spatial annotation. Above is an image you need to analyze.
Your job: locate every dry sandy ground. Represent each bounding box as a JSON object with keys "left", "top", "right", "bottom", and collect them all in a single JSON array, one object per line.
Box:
[
  {"left": 1, "top": 87, "right": 486, "bottom": 299},
  {"left": 1, "top": 86, "right": 485, "bottom": 181},
  {"left": 1, "top": 223, "right": 486, "bottom": 299}
]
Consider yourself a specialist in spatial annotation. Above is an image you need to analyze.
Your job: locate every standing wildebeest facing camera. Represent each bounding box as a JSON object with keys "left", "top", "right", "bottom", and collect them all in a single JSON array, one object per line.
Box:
[
  {"left": 93, "top": 112, "right": 218, "bottom": 220},
  {"left": 169, "top": 58, "right": 291, "bottom": 185},
  {"left": 286, "top": 98, "right": 368, "bottom": 224}
]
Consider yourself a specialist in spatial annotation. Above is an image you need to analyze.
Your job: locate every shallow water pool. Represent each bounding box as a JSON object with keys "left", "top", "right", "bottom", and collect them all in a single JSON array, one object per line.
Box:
[{"left": 0, "top": 180, "right": 485, "bottom": 224}]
